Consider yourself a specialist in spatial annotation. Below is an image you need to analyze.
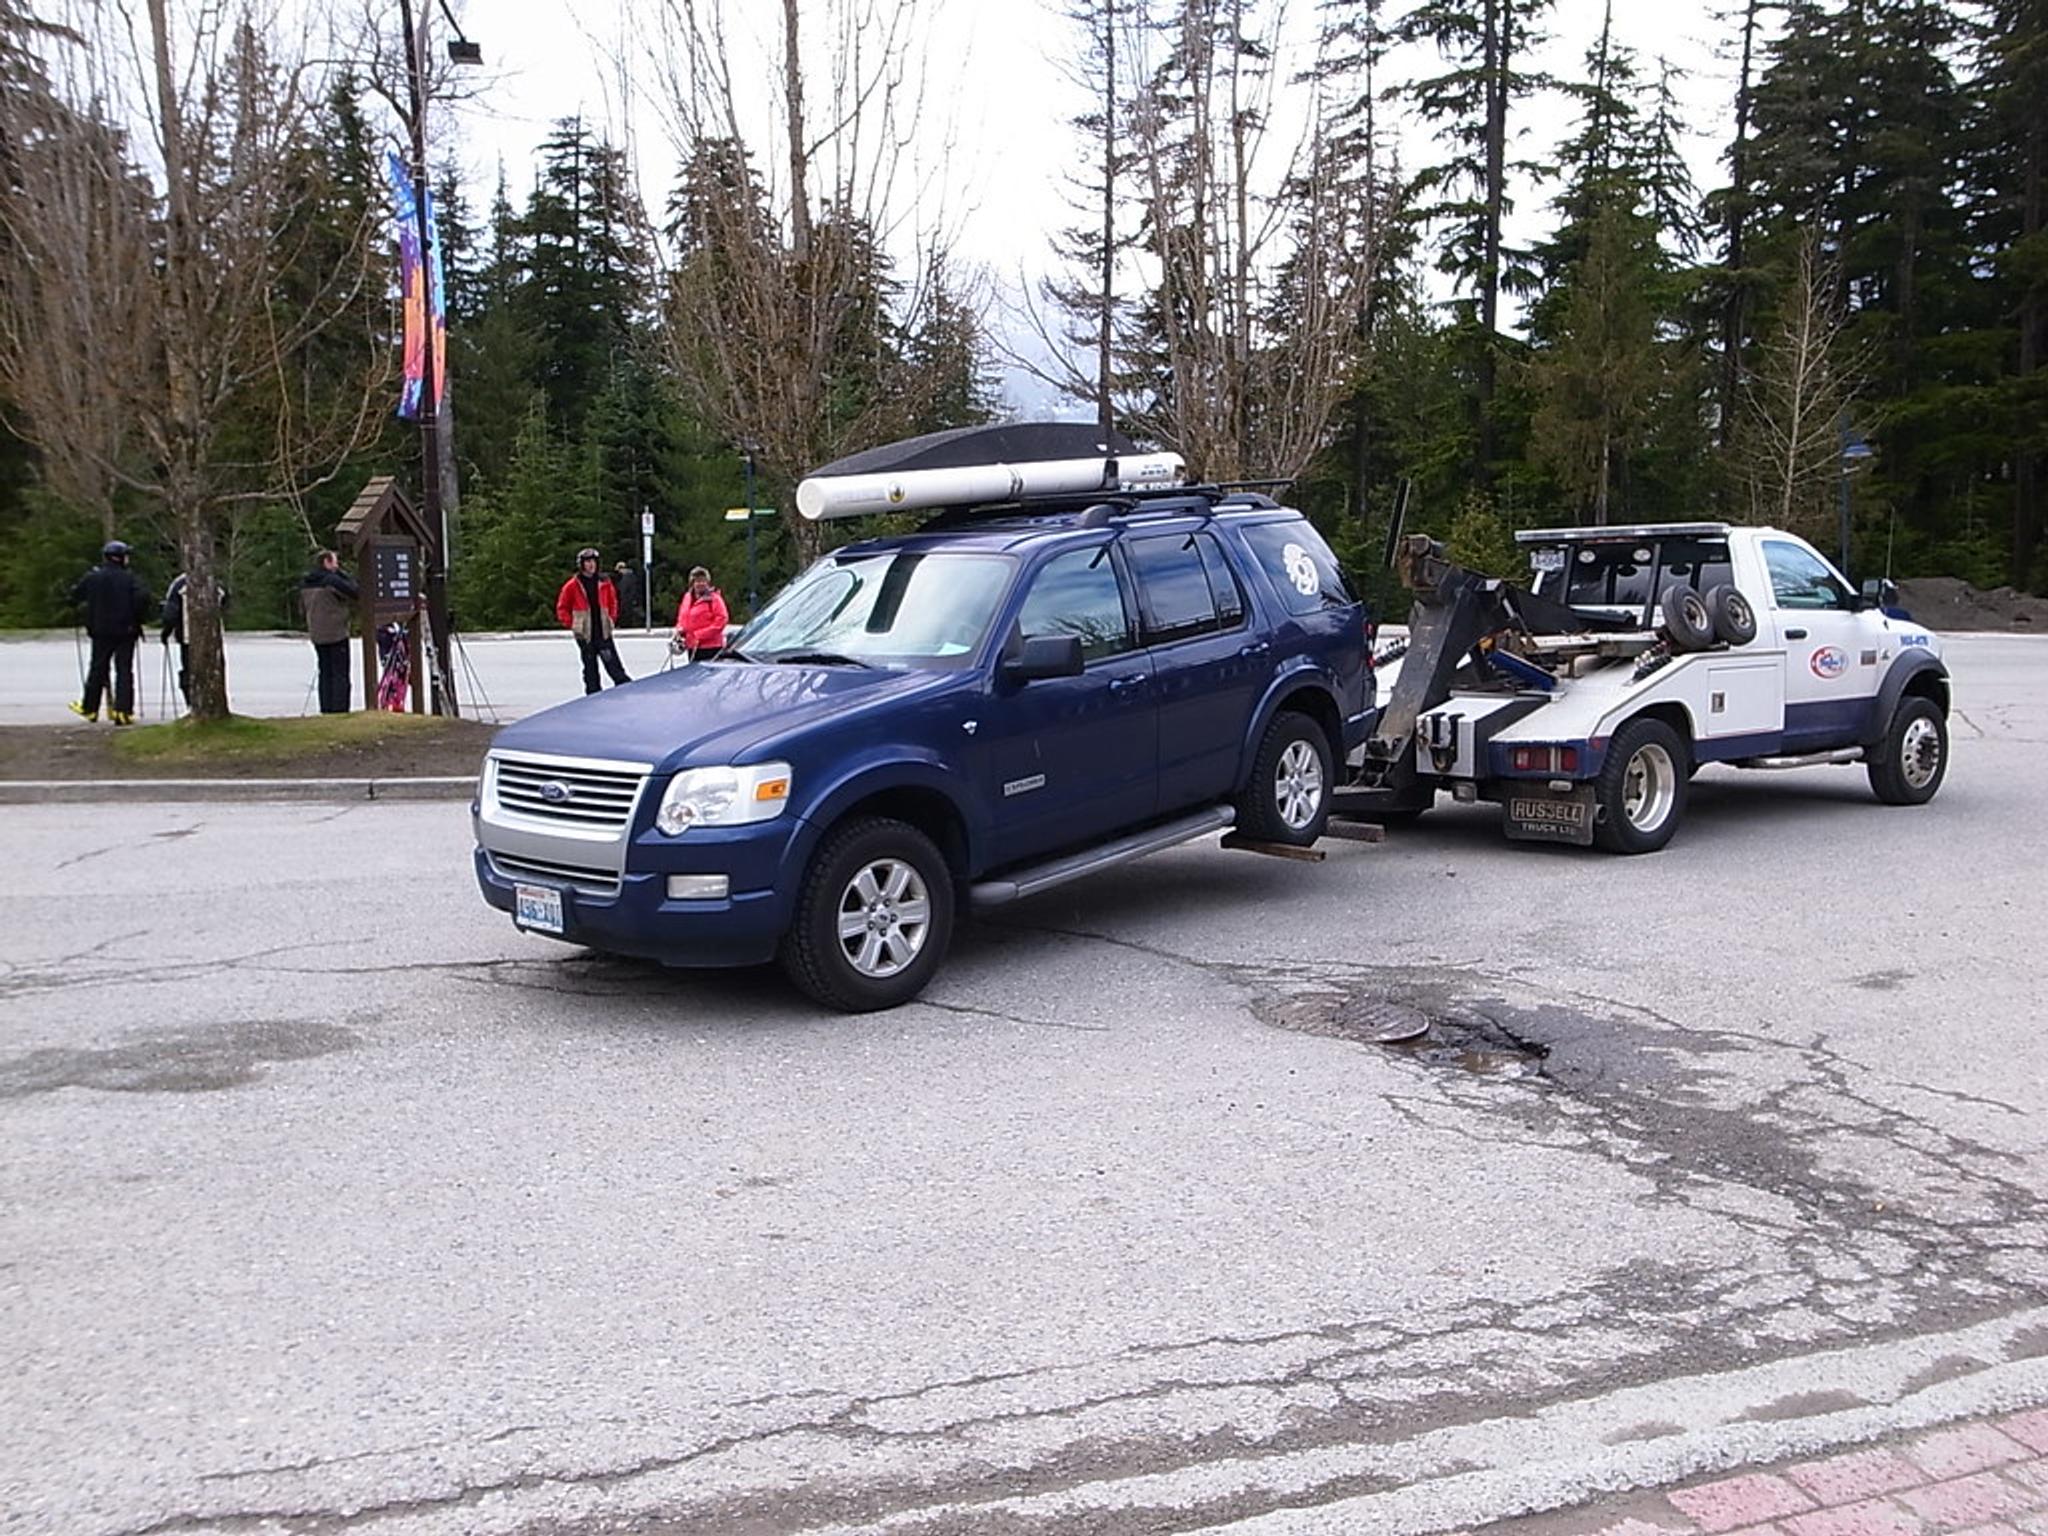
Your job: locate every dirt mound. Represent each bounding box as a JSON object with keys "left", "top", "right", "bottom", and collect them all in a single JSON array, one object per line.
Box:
[{"left": 1895, "top": 577, "right": 2048, "bottom": 633}]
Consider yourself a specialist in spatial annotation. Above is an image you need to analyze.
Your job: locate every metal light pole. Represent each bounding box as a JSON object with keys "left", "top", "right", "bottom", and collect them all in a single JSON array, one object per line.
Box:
[
  {"left": 742, "top": 449, "right": 759, "bottom": 617},
  {"left": 396, "top": 0, "right": 478, "bottom": 716},
  {"left": 1838, "top": 414, "right": 1874, "bottom": 577}
]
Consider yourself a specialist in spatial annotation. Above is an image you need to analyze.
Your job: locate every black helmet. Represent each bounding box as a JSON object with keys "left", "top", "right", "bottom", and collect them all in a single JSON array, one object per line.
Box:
[
  {"left": 102, "top": 540, "right": 131, "bottom": 562},
  {"left": 576, "top": 547, "right": 600, "bottom": 563}
]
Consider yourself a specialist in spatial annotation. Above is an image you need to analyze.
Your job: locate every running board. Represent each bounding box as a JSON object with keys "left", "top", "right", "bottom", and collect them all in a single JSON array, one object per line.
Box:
[
  {"left": 970, "top": 805, "right": 1235, "bottom": 909},
  {"left": 1736, "top": 748, "right": 1865, "bottom": 770}
]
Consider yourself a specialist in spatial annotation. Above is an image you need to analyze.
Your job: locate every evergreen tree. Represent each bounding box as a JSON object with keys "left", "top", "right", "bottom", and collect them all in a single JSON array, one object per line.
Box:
[
  {"left": 1305, "top": 0, "right": 1416, "bottom": 548},
  {"left": 1976, "top": 0, "right": 2048, "bottom": 584},
  {"left": 1528, "top": 203, "right": 1666, "bottom": 524},
  {"left": 452, "top": 168, "right": 537, "bottom": 493},
  {"left": 1037, "top": 0, "right": 1135, "bottom": 433},
  {"left": 1393, "top": 0, "right": 1558, "bottom": 487},
  {"left": 901, "top": 259, "right": 999, "bottom": 435},
  {"left": 517, "top": 119, "right": 652, "bottom": 437},
  {"left": 1705, "top": 0, "right": 1766, "bottom": 453},
  {"left": 1525, "top": 3, "right": 1705, "bottom": 525}
]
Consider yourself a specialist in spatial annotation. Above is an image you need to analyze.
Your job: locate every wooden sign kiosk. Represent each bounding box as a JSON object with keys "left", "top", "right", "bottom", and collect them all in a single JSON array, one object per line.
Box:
[{"left": 336, "top": 476, "right": 431, "bottom": 712}]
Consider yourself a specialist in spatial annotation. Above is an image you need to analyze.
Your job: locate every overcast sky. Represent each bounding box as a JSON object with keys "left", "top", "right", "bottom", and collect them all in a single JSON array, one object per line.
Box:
[{"left": 438, "top": 0, "right": 1751, "bottom": 412}]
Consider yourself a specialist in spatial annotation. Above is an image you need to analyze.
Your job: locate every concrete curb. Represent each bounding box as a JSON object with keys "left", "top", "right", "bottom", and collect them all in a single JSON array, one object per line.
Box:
[{"left": 0, "top": 776, "right": 476, "bottom": 804}]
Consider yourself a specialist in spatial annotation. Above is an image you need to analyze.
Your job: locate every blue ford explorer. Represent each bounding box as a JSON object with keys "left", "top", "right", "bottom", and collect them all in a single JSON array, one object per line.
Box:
[{"left": 473, "top": 428, "right": 1372, "bottom": 1010}]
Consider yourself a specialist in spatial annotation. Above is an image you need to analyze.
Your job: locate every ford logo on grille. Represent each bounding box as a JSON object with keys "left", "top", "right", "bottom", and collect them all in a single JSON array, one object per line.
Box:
[{"left": 539, "top": 780, "right": 574, "bottom": 804}]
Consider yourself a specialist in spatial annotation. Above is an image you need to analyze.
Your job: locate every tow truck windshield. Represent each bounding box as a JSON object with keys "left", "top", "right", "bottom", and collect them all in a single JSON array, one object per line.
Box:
[{"left": 739, "top": 548, "right": 1014, "bottom": 669}]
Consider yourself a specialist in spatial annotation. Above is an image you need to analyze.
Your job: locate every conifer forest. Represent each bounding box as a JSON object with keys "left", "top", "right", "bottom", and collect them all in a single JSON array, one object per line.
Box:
[{"left": 1, "top": 0, "right": 2043, "bottom": 704}]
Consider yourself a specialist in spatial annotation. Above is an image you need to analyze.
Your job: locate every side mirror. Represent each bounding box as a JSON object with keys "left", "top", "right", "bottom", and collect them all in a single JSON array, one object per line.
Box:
[
  {"left": 1860, "top": 577, "right": 1899, "bottom": 611},
  {"left": 1001, "top": 633, "right": 1085, "bottom": 684}
]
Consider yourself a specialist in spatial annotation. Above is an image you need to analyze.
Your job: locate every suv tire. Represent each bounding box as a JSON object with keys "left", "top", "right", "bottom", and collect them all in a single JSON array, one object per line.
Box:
[
  {"left": 780, "top": 816, "right": 955, "bottom": 1011},
  {"left": 1236, "top": 712, "right": 1333, "bottom": 846},
  {"left": 1592, "top": 717, "right": 1689, "bottom": 854},
  {"left": 1867, "top": 696, "right": 1947, "bottom": 806}
]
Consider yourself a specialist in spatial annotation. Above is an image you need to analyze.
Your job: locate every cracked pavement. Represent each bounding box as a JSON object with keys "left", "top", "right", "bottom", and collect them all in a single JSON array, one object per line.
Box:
[{"left": 1, "top": 634, "right": 2044, "bottom": 1536}]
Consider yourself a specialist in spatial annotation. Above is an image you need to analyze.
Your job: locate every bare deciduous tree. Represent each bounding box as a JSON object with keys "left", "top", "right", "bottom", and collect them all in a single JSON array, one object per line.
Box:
[
  {"left": 1115, "top": 0, "right": 1379, "bottom": 483},
  {"left": 0, "top": 1, "right": 388, "bottom": 719},
  {"left": 650, "top": 0, "right": 973, "bottom": 566},
  {"left": 1741, "top": 231, "right": 1865, "bottom": 539}
]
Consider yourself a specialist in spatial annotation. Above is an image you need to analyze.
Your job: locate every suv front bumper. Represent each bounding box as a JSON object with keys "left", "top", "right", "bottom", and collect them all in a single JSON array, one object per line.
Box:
[{"left": 473, "top": 816, "right": 811, "bottom": 969}]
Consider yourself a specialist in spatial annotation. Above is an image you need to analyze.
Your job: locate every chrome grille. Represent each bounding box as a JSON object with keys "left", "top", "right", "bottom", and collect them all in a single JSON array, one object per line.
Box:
[
  {"left": 489, "top": 753, "right": 649, "bottom": 832},
  {"left": 488, "top": 851, "right": 622, "bottom": 899}
]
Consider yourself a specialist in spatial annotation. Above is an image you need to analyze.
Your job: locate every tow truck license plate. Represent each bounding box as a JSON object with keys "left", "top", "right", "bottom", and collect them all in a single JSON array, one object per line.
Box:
[
  {"left": 514, "top": 883, "right": 565, "bottom": 934},
  {"left": 1505, "top": 787, "right": 1595, "bottom": 846}
]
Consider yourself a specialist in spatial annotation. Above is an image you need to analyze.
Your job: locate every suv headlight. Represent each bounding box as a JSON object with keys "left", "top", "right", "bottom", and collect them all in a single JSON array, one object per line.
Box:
[{"left": 655, "top": 762, "right": 793, "bottom": 835}]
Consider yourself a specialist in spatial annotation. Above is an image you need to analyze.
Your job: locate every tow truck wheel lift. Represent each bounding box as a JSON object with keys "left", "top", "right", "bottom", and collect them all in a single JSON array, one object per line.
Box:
[{"left": 1330, "top": 533, "right": 1634, "bottom": 825}]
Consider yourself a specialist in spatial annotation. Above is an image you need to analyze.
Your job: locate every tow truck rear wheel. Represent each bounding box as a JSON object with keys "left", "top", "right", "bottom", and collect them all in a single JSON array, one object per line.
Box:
[
  {"left": 1868, "top": 696, "right": 1947, "bottom": 806},
  {"left": 1592, "top": 718, "right": 1689, "bottom": 854},
  {"left": 1237, "top": 712, "right": 1333, "bottom": 846},
  {"left": 780, "top": 816, "right": 955, "bottom": 1012}
]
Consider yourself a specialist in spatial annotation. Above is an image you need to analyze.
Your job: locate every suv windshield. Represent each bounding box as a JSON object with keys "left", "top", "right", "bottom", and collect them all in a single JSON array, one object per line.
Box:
[{"left": 738, "top": 549, "right": 1014, "bottom": 669}]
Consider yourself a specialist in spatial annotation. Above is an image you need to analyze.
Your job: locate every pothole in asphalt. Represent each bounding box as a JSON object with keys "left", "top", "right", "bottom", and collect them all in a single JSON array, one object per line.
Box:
[{"left": 1264, "top": 988, "right": 1550, "bottom": 1079}]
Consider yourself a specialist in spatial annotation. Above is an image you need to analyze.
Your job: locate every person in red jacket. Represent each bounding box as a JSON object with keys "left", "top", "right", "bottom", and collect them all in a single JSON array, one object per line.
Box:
[
  {"left": 555, "top": 547, "right": 631, "bottom": 694},
  {"left": 673, "top": 566, "right": 730, "bottom": 661}
]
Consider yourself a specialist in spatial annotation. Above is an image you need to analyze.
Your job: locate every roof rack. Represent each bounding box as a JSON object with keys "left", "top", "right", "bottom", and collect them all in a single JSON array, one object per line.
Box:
[{"left": 918, "top": 483, "right": 1282, "bottom": 531}]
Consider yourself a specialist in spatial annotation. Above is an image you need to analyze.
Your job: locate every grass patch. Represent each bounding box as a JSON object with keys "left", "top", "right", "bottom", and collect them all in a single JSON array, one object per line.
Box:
[{"left": 110, "top": 711, "right": 456, "bottom": 764}]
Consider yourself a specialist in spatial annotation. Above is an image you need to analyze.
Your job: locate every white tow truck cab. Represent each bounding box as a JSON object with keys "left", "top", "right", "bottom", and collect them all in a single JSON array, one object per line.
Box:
[{"left": 1337, "top": 523, "right": 1951, "bottom": 853}]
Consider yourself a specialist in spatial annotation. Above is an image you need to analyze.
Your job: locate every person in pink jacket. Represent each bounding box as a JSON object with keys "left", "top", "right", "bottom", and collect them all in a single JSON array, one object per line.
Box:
[{"left": 673, "top": 566, "right": 730, "bottom": 660}]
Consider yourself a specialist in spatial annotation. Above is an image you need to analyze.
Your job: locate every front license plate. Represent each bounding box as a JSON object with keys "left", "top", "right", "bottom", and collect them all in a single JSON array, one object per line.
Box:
[
  {"left": 514, "top": 883, "right": 565, "bottom": 934},
  {"left": 1504, "top": 788, "right": 1595, "bottom": 846}
]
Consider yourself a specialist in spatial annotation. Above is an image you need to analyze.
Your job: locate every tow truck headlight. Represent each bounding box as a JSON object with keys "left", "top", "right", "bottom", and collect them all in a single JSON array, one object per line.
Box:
[{"left": 655, "top": 762, "right": 793, "bottom": 835}]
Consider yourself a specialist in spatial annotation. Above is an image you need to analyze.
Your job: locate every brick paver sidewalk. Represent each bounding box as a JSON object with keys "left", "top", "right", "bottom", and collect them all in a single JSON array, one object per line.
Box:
[{"left": 1474, "top": 1409, "right": 2048, "bottom": 1536}]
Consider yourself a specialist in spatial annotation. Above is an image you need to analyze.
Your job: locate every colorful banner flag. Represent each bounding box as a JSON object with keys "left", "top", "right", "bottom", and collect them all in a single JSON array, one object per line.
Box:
[{"left": 384, "top": 150, "right": 447, "bottom": 422}]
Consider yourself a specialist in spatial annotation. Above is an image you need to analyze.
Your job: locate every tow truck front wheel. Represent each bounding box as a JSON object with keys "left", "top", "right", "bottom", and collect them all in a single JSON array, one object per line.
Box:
[
  {"left": 1237, "top": 712, "right": 1333, "bottom": 846},
  {"left": 1592, "top": 718, "right": 1689, "bottom": 854},
  {"left": 1868, "top": 696, "right": 1947, "bottom": 806},
  {"left": 780, "top": 817, "right": 955, "bottom": 1012}
]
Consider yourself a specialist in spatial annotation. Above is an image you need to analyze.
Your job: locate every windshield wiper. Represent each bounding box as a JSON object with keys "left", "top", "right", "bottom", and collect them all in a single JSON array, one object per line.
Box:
[
  {"left": 770, "top": 650, "right": 873, "bottom": 668},
  {"left": 720, "top": 645, "right": 757, "bottom": 663}
]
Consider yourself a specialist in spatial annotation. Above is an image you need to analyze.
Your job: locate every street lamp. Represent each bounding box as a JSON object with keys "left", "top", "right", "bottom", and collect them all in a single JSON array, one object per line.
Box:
[
  {"left": 739, "top": 443, "right": 762, "bottom": 617},
  {"left": 1838, "top": 414, "right": 1874, "bottom": 577},
  {"left": 395, "top": 0, "right": 480, "bottom": 715}
]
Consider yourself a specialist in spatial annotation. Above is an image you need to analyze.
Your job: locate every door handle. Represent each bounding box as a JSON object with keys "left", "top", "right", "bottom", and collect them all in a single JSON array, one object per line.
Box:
[
  {"left": 1109, "top": 675, "right": 1146, "bottom": 695},
  {"left": 1238, "top": 641, "right": 1271, "bottom": 657},
  {"left": 1784, "top": 627, "right": 1808, "bottom": 640}
]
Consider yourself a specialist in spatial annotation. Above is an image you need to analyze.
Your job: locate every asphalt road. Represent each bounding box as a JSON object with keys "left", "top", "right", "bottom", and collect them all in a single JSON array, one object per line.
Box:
[{"left": 3, "top": 635, "right": 2045, "bottom": 1536}]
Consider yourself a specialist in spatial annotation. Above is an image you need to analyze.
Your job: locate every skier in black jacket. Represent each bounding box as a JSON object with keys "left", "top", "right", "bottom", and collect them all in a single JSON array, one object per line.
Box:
[
  {"left": 69, "top": 541, "right": 152, "bottom": 724},
  {"left": 160, "top": 573, "right": 227, "bottom": 707}
]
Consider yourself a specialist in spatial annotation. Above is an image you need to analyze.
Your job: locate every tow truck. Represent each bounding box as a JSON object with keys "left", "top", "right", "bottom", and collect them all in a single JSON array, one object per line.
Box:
[{"left": 1333, "top": 522, "right": 1951, "bottom": 852}]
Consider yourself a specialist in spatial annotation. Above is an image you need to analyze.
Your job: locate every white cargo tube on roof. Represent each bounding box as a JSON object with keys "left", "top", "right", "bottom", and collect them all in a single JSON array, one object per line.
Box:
[{"left": 795, "top": 451, "right": 1186, "bottom": 521}]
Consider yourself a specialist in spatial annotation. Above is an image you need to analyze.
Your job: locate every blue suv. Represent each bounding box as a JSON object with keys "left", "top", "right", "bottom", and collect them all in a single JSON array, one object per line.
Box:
[{"left": 473, "top": 442, "right": 1371, "bottom": 1010}]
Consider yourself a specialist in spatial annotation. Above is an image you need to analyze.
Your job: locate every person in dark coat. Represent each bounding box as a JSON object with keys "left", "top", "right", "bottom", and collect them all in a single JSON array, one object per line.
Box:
[
  {"left": 159, "top": 573, "right": 227, "bottom": 706},
  {"left": 69, "top": 540, "right": 152, "bottom": 724},
  {"left": 300, "top": 550, "right": 359, "bottom": 714},
  {"left": 554, "top": 547, "right": 630, "bottom": 694},
  {"left": 612, "top": 562, "right": 642, "bottom": 629}
]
